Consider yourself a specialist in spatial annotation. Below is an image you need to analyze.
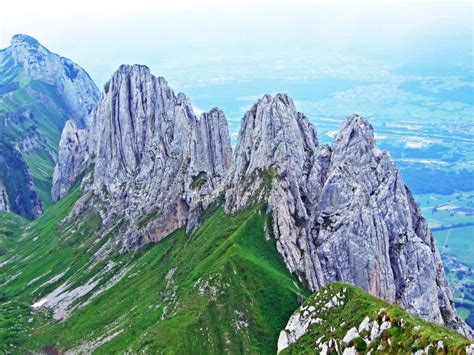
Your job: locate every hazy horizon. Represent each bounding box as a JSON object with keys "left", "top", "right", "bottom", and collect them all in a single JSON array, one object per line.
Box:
[{"left": 1, "top": 0, "right": 472, "bottom": 89}]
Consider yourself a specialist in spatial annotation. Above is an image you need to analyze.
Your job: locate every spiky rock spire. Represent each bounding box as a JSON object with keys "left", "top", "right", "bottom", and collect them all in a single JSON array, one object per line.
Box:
[{"left": 225, "top": 95, "right": 472, "bottom": 338}]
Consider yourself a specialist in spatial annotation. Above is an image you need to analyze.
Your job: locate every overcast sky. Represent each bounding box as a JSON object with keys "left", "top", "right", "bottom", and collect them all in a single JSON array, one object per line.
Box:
[{"left": 1, "top": 0, "right": 471, "bottom": 86}]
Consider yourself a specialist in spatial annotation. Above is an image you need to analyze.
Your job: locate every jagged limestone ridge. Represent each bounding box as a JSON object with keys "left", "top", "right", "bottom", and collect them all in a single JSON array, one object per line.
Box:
[
  {"left": 224, "top": 94, "right": 473, "bottom": 339},
  {"left": 52, "top": 64, "right": 232, "bottom": 249}
]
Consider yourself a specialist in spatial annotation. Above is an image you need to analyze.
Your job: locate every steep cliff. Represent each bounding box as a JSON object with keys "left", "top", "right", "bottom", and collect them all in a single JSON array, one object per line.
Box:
[
  {"left": 52, "top": 64, "right": 232, "bottom": 248},
  {"left": 224, "top": 94, "right": 472, "bottom": 338}
]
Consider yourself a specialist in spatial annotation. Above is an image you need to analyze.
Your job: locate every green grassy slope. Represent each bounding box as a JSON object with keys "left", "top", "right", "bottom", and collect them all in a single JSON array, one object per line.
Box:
[
  {"left": 0, "top": 140, "right": 43, "bottom": 219},
  {"left": 281, "top": 282, "right": 472, "bottom": 354},
  {"left": 0, "top": 190, "right": 308, "bottom": 353},
  {"left": 1, "top": 186, "right": 470, "bottom": 353},
  {"left": 0, "top": 212, "right": 26, "bottom": 255},
  {"left": 0, "top": 186, "right": 89, "bottom": 349}
]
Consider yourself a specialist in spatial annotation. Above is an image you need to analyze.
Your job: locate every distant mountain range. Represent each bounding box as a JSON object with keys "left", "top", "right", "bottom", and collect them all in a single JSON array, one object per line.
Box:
[{"left": 0, "top": 35, "right": 472, "bottom": 353}]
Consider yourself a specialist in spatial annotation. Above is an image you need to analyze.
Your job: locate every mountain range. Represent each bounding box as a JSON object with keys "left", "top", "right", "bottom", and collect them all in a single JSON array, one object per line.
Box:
[{"left": 0, "top": 35, "right": 472, "bottom": 353}]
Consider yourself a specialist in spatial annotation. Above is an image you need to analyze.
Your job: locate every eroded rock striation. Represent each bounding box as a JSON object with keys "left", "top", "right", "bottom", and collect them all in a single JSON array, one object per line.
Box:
[
  {"left": 52, "top": 64, "right": 232, "bottom": 248},
  {"left": 225, "top": 94, "right": 472, "bottom": 338}
]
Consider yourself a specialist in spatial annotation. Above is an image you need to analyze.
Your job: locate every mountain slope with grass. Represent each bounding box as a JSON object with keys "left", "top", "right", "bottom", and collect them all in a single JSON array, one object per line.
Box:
[
  {"left": 0, "top": 184, "right": 307, "bottom": 353},
  {"left": 0, "top": 34, "right": 99, "bottom": 214},
  {"left": 278, "top": 282, "right": 473, "bottom": 354},
  {"left": 49, "top": 65, "right": 472, "bottom": 339},
  {"left": 1, "top": 191, "right": 472, "bottom": 353}
]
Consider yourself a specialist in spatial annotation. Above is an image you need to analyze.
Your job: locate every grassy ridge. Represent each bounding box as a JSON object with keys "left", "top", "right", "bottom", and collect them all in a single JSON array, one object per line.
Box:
[{"left": 282, "top": 282, "right": 472, "bottom": 354}]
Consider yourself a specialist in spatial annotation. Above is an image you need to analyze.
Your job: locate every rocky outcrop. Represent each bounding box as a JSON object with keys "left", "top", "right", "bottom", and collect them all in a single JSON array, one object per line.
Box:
[
  {"left": 7, "top": 34, "right": 99, "bottom": 126},
  {"left": 225, "top": 93, "right": 328, "bottom": 294},
  {"left": 51, "top": 120, "right": 88, "bottom": 201},
  {"left": 0, "top": 180, "right": 10, "bottom": 212},
  {"left": 277, "top": 283, "right": 472, "bottom": 353},
  {"left": 315, "top": 116, "right": 461, "bottom": 331},
  {"left": 225, "top": 94, "right": 473, "bottom": 338},
  {"left": 52, "top": 64, "right": 232, "bottom": 249}
]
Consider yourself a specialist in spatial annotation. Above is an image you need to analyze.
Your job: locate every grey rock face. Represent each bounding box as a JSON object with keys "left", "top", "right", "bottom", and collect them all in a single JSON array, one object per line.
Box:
[
  {"left": 225, "top": 94, "right": 319, "bottom": 212},
  {"left": 225, "top": 94, "right": 472, "bottom": 338},
  {"left": 53, "top": 72, "right": 470, "bottom": 338},
  {"left": 0, "top": 180, "right": 10, "bottom": 212},
  {"left": 51, "top": 120, "right": 89, "bottom": 201},
  {"left": 53, "top": 64, "right": 232, "bottom": 249},
  {"left": 7, "top": 34, "right": 99, "bottom": 126}
]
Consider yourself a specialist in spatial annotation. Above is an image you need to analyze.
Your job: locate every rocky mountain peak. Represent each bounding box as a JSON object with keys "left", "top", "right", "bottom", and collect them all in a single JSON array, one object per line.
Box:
[
  {"left": 333, "top": 114, "right": 375, "bottom": 150},
  {"left": 52, "top": 79, "right": 472, "bottom": 338},
  {"left": 331, "top": 114, "right": 377, "bottom": 167},
  {"left": 225, "top": 93, "right": 318, "bottom": 212},
  {"left": 195, "top": 107, "right": 232, "bottom": 177},
  {"left": 224, "top": 95, "right": 472, "bottom": 338},
  {"left": 9, "top": 34, "right": 51, "bottom": 78},
  {"left": 51, "top": 120, "right": 87, "bottom": 202},
  {"left": 104, "top": 64, "right": 165, "bottom": 93},
  {"left": 53, "top": 65, "right": 232, "bottom": 249},
  {"left": 2, "top": 34, "right": 99, "bottom": 127},
  {"left": 10, "top": 34, "right": 42, "bottom": 49},
  {"left": 0, "top": 35, "right": 99, "bottom": 218}
]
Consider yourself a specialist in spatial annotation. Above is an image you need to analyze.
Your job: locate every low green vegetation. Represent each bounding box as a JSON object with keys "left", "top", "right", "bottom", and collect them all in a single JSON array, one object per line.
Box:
[
  {"left": 282, "top": 282, "right": 472, "bottom": 354},
  {"left": 137, "top": 209, "right": 161, "bottom": 228},
  {"left": 0, "top": 212, "right": 26, "bottom": 255},
  {"left": 0, "top": 185, "right": 101, "bottom": 350},
  {"left": 0, "top": 188, "right": 307, "bottom": 353},
  {"left": 0, "top": 180, "right": 471, "bottom": 353},
  {"left": 190, "top": 171, "right": 208, "bottom": 189}
]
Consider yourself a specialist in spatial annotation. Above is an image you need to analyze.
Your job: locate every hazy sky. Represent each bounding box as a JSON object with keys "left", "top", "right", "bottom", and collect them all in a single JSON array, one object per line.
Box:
[{"left": 1, "top": 0, "right": 472, "bottom": 86}]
